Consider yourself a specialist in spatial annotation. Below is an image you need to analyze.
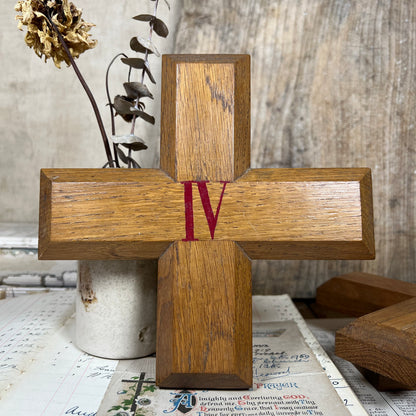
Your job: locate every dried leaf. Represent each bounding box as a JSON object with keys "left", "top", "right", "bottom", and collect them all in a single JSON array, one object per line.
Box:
[
  {"left": 123, "top": 82, "right": 154, "bottom": 99},
  {"left": 117, "top": 146, "right": 142, "bottom": 167},
  {"left": 153, "top": 18, "right": 169, "bottom": 38},
  {"left": 113, "top": 95, "right": 135, "bottom": 115},
  {"left": 122, "top": 142, "right": 148, "bottom": 151},
  {"left": 111, "top": 134, "right": 145, "bottom": 145},
  {"left": 132, "top": 14, "right": 168, "bottom": 38},
  {"left": 116, "top": 146, "right": 129, "bottom": 164},
  {"left": 136, "top": 37, "right": 160, "bottom": 56},
  {"left": 135, "top": 111, "right": 155, "bottom": 125},
  {"left": 121, "top": 57, "right": 145, "bottom": 69},
  {"left": 133, "top": 14, "right": 153, "bottom": 22},
  {"left": 130, "top": 36, "right": 153, "bottom": 54},
  {"left": 114, "top": 96, "right": 154, "bottom": 124}
]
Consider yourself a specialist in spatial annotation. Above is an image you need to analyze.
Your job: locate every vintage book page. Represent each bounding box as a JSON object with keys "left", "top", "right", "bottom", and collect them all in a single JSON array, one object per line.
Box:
[{"left": 98, "top": 319, "right": 352, "bottom": 415}]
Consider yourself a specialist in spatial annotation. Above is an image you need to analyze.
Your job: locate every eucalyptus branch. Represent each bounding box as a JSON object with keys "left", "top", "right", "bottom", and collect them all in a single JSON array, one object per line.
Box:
[
  {"left": 106, "top": 53, "right": 128, "bottom": 136},
  {"left": 130, "top": 0, "right": 159, "bottom": 136}
]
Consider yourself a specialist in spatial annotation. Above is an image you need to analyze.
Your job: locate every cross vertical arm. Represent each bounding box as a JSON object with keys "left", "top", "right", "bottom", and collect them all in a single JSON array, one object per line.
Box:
[
  {"left": 157, "top": 54, "right": 253, "bottom": 389},
  {"left": 160, "top": 54, "right": 251, "bottom": 182}
]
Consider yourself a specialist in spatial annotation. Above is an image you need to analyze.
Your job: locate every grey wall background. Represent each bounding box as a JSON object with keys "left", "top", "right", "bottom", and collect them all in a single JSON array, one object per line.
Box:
[{"left": 2, "top": 1, "right": 415, "bottom": 297}]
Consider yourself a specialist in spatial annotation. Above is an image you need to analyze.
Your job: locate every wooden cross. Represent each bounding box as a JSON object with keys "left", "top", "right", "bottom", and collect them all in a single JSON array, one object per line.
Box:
[{"left": 39, "top": 54, "right": 375, "bottom": 389}]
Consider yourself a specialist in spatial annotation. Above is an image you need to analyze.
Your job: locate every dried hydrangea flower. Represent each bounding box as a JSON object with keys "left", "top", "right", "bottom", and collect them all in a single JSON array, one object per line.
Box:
[{"left": 15, "top": 0, "right": 97, "bottom": 68}]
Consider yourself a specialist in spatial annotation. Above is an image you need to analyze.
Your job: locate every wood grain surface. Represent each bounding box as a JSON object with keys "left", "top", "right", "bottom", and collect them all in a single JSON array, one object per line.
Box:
[
  {"left": 336, "top": 297, "right": 416, "bottom": 389},
  {"left": 317, "top": 272, "right": 416, "bottom": 316},
  {"left": 38, "top": 167, "right": 374, "bottom": 260},
  {"left": 157, "top": 240, "right": 252, "bottom": 389},
  {"left": 318, "top": 272, "right": 416, "bottom": 389},
  {"left": 172, "top": 0, "right": 416, "bottom": 296},
  {"left": 161, "top": 55, "right": 250, "bottom": 182}
]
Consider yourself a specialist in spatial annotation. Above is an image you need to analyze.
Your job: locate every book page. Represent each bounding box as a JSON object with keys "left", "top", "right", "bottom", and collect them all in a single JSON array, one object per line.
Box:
[
  {"left": 0, "top": 293, "right": 373, "bottom": 416},
  {"left": 253, "top": 296, "right": 368, "bottom": 414},
  {"left": 97, "top": 296, "right": 368, "bottom": 416},
  {"left": 98, "top": 320, "right": 351, "bottom": 416}
]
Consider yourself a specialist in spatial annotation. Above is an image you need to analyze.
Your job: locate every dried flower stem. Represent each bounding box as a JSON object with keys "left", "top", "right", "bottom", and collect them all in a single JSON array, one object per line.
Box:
[
  {"left": 47, "top": 13, "right": 114, "bottom": 167},
  {"left": 106, "top": 52, "right": 129, "bottom": 168}
]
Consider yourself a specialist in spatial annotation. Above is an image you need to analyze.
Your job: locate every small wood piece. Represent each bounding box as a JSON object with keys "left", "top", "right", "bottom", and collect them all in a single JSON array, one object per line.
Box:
[
  {"left": 316, "top": 272, "right": 416, "bottom": 317},
  {"left": 39, "top": 55, "right": 375, "bottom": 389},
  {"left": 325, "top": 273, "right": 416, "bottom": 389},
  {"left": 336, "top": 297, "right": 416, "bottom": 389}
]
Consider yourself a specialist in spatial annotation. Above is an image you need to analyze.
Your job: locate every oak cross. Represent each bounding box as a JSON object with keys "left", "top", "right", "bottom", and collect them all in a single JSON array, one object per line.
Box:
[{"left": 39, "top": 55, "right": 375, "bottom": 389}]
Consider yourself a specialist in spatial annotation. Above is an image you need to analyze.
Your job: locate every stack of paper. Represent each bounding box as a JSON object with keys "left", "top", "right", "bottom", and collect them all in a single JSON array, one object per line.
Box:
[{"left": 0, "top": 292, "right": 371, "bottom": 415}]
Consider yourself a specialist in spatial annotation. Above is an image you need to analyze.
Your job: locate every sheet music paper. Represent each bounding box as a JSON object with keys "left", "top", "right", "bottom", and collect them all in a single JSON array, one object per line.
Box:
[{"left": 0, "top": 311, "right": 118, "bottom": 415}]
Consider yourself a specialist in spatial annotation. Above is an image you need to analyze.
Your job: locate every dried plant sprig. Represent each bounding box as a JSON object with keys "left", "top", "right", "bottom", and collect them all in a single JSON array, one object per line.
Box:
[
  {"left": 109, "top": 0, "right": 169, "bottom": 168},
  {"left": 15, "top": 0, "right": 170, "bottom": 169},
  {"left": 105, "top": 52, "right": 128, "bottom": 168}
]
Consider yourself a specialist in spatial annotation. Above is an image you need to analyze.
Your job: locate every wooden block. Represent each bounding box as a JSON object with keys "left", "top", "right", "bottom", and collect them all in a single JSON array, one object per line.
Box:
[
  {"left": 317, "top": 272, "right": 416, "bottom": 317},
  {"left": 336, "top": 297, "right": 416, "bottom": 389},
  {"left": 157, "top": 240, "right": 252, "bottom": 389}
]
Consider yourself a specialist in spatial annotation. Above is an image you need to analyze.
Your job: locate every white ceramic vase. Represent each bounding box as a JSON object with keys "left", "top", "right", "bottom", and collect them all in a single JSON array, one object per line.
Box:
[{"left": 75, "top": 259, "right": 157, "bottom": 359}]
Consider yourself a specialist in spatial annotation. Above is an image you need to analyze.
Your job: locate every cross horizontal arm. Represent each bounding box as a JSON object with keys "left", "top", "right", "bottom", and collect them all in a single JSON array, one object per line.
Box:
[
  {"left": 39, "top": 168, "right": 177, "bottom": 260},
  {"left": 235, "top": 168, "right": 374, "bottom": 259},
  {"left": 39, "top": 167, "right": 374, "bottom": 261}
]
